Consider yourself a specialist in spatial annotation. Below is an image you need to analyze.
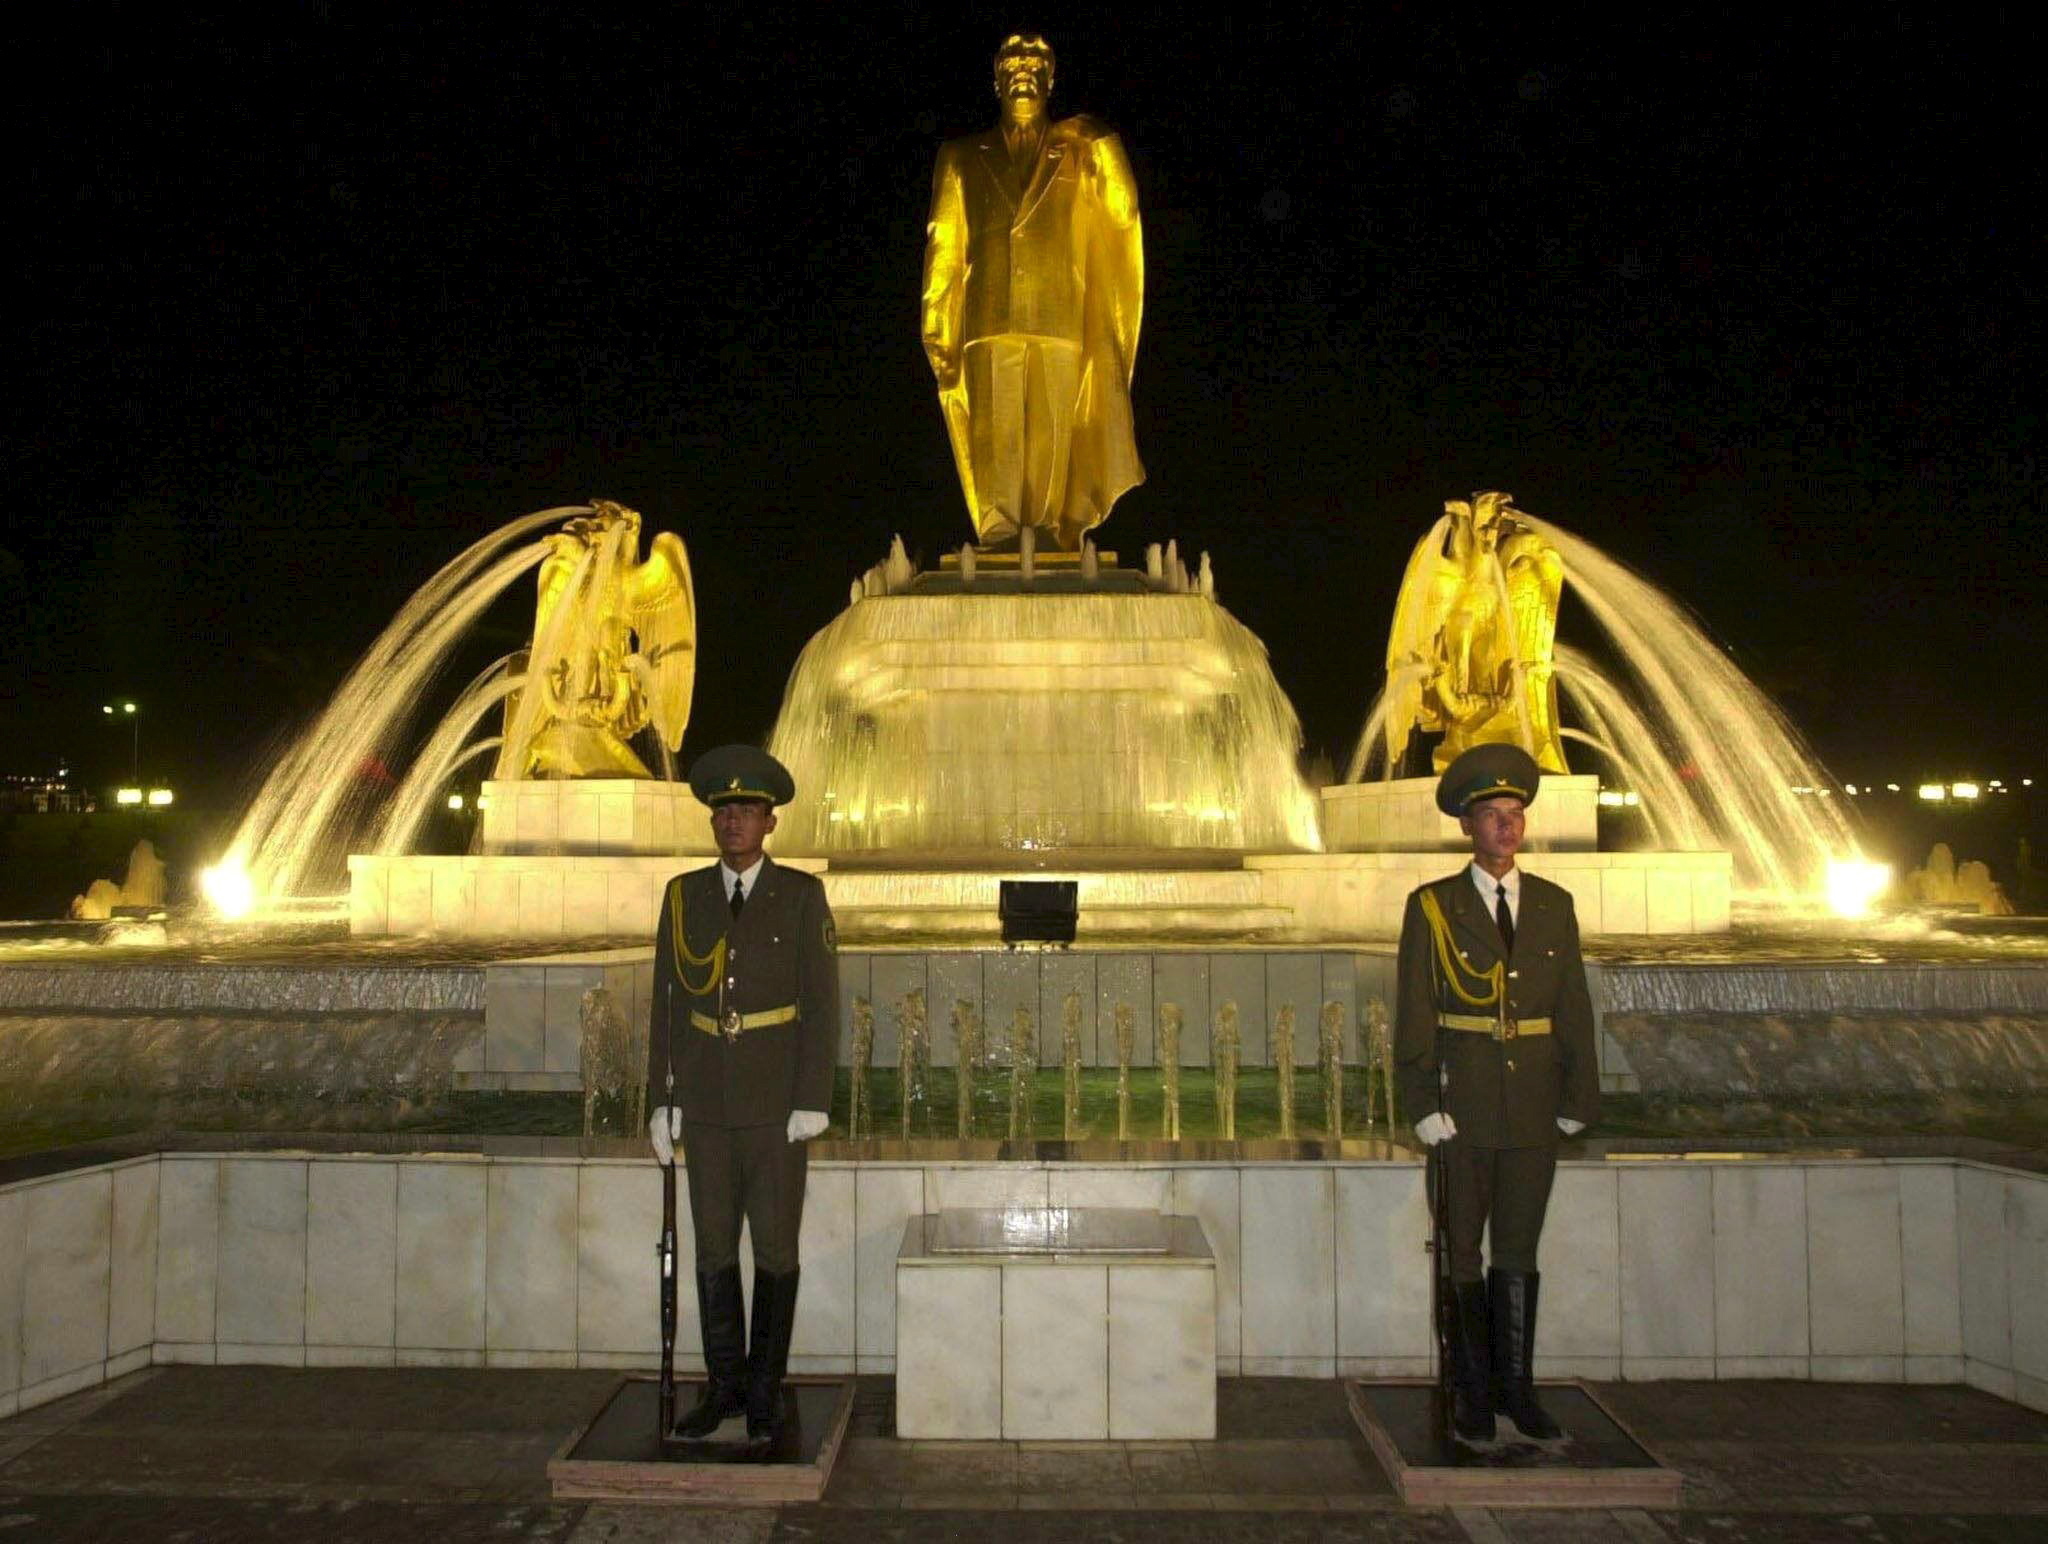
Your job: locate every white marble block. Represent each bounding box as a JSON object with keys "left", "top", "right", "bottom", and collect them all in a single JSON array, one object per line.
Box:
[
  {"left": 1002, "top": 1262, "right": 1108, "bottom": 1438},
  {"left": 217, "top": 1160, "right": 308, "bottom": 1348},
  {"left": 1536, "top": 1165, "right": 1620, "bottom": 1368},
  {"left": 1335, "top": 1166, "right": 1431, "bottom": 1364},
  {"left": 22, "top": 1172, "right": 112, "bottom": 1390},
  {"left": 896, "top": 1211, "right": 1215, "bottom": 1439},
  {"left": 1110, "top": 1262, "right": 1216, "bottom": 1438},
  {"left": 156, "top": 1158, "right": 219, "bottom": 1346},
  {"left": 109, "top": 1161, "right": 160, "bottom": 1359},
  {"left": 308, "top": 1162, "right": 397, "bottom": 1349},
  {"left": 853, "top": 1166, "right": 924, "bottom": 1371},
  {"left": 1712, "top": 1165, "right": 1809, "bottom": 1359},
  {"left": 486, "top": 1164, "right": 578, "bottom": 1354},
  {"left": 1238, "top": 1167, "right": 1334, "bottom": 1366},
  {"left": 576, "top": 1163, "right": 667, "bottom": 1358},
  {"left": 896, "top": 1263, "right": 1001, "bottom": 1438},
  {"left": 0, "top": 1190, "right": 23, "bottom": 1398},
  {"left": 1807, "top": 1166, "right": 1905, "bottom": 1358},
  {"left": 1620, "top": 1167, "right": 1714, "bottom": 1361},
  {"left": 396, "top": 1162, "right": 487, "bottom": 1351}
]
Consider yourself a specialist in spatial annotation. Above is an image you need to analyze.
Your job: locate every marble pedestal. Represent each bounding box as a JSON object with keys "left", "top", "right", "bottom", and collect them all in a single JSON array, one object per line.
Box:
[{"left": 895, "top": 1208, "right": 1216, "bottom": 1440}]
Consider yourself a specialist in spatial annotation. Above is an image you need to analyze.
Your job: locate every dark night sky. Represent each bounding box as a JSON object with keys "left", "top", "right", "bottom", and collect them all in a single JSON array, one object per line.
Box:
[{"left": 9, "top": 4, "right": 2041, "bottom": 807}]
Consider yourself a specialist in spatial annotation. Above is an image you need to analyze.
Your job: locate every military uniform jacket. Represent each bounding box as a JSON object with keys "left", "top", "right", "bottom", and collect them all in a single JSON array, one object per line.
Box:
[
  {"left": 645, "top": 859, "right": 841, "bottom": 1128},
  {"left": 1393, "top": 869, "right": 1600, "bottom": 1148}
]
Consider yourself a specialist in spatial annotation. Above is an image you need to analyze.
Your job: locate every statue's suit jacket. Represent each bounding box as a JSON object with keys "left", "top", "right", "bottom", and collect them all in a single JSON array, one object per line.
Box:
[
  {"left": 1393, "top": 869, "right": 1600, "bottom": 1148},
  {"left": 645, "top": 858, "right": 840, "bottom": 1128},
  {"left": 921, "top": 113, "right": 1144, "bottom": 539}
]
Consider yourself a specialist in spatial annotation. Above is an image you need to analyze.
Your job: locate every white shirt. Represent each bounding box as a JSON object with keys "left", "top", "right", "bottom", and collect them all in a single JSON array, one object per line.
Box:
[
  {"left": 1468, "top": 862, "right": 1519, "bottom": 928},
  {"left": 719, "top": 856, "right": 765, "bottom": 904}
]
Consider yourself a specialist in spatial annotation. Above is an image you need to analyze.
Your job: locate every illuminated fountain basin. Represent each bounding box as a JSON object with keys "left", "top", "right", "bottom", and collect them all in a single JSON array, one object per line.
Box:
[{"left": 768, "top": 553, "right": 1322, "bottom": 857}]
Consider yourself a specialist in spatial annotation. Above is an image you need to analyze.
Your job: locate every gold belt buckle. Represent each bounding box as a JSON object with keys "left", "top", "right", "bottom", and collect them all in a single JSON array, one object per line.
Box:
[
  {"left": 1500, "top": 1015, "right": 1518, "bottom": 1041},
  {"left": 721, "top": 1009, "right": 743, "bottom": 1040}
]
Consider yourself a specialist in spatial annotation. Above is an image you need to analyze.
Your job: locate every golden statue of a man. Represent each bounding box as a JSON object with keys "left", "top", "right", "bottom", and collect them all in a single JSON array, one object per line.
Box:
[{"left": 921, "top": 34, "right": 1145, "bottom": 550}]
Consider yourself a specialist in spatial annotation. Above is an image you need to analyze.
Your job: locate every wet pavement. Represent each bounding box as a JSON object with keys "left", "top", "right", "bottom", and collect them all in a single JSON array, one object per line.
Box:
[{"left": 0, "top": 1367, "right": 2043, "bottom": 1542}]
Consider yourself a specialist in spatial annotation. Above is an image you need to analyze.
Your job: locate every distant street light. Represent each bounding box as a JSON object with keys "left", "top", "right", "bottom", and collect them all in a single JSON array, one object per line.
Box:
[{"left": 102, "top": 700, "right": 140, "bottom": 782}]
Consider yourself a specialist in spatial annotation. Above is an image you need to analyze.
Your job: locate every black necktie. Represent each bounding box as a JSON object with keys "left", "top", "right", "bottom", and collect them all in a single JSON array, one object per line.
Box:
[
  {"left": 1494, "top": 883, "right": 1515, "bottom": 955},
  {"left": 730, "top": 878, "right": 745, "bottom": 918}
]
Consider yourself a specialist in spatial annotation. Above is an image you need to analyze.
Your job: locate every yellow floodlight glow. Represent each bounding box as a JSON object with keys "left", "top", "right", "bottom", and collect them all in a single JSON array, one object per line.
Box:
[
  {"left": 200, "top": 860, "right": 256, "bottom": 921},
  {"left": 101, "top": 705, "right": 113, "bottom": 715},
  {"left": 476, "top": 794, "right": 490, "bottom": 810},
  {"left": 1952, "top": 781, "right": 1981, "bottom": 800},
  {"left": 1825, "top": 860, "right": 1893, "bottom": 919},
  {"left": 1598, "top": 789, "right": 1627, "bottom": 807},
  {"left": 1918, "top": 784, "right": 1947, "bottom": 802},
  {"left": 146, "top": 788, "right": 174, "bottom": 807},
  {"left": 1622, "top": 791, "right": 1640, "bottom": 807},
  {"left": 115, "top": 787, "right": 143, "bottom": 806},
  {"left": 446, "top": 793, "right": 465, "bottom": 811}
]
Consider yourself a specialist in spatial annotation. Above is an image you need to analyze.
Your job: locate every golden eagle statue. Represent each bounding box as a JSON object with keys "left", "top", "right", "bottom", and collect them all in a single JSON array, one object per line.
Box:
[
  {"left": 499, "top": 501, "right": 695, "bottom": 780},
  {"left": 1381, "top": 491, "right": 1568, "bottom": 776}
]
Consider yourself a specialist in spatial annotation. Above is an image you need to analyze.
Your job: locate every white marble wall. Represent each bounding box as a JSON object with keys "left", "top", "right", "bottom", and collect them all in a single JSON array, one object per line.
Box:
[
  {"left": 467, "top": 949, "right": 655, "bottom": 1092},
  {"left": 0, "top": 1158, "right": 157, "bottom": 1416},
  {"left": 1320, "top": 775, "right": 1601, "bottom": 854},
  {"left": 1247, "top": 850, "right": 1734, "bottom": 939},
  {"left": 2, "top": 1152, "right": 2043, "bottom": 1416}
]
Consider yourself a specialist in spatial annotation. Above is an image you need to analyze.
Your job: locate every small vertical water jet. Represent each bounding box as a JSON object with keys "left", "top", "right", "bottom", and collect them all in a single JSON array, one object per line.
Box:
[
  {"left": 1158, "top": 1003, "right": 1183, "bottom": 1140},
  {"left": 849, "top": 995, "right": 874, "bottom": 1139},
  {"left": 1009, "top": 1005, "right": 1036, "bottom": 1139},
  {"left": 1114, "top": 1002, "right": 1135, "bottom": 1139},
  {"left": 1319, "top": 1001, "right": 1345, "bottom": 1139},
  {"left": 897, "top": 988, "right": 929, "bottom": 1140},
  {"left": 1213, "top": 999, "right": 1240, "bottom": 1139},
  {"left": 1362, "top": 998, "right": 1392, "bottom": 1136},
  {"left": 1368, "top": 999, "right": 1400, "bottom": 1130},
  {"left": 1061, "top": 989, "right": 1084, "bottom": 1139},
  {"left": 1273, "top": 1003, "right": 1297, "bottom": 1139},
  {"left": 952, "top": 998, "right": 981, "bottom": 1139}
]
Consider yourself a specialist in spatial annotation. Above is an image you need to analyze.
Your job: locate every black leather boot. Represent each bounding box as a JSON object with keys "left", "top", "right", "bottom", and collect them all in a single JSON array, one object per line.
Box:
[
  {"left": 1448, "top": 1279, "right": 1496, "bottom": 1442},
  {"left": 746, "top": 1267, "right": 801, "bottom": 1444},
  {"left": 1488, "top": 1268, "right": 1564, "bottom": 1440},
  {"left": 673, "top": 1266, "right": 747, "bottom": 1439}
]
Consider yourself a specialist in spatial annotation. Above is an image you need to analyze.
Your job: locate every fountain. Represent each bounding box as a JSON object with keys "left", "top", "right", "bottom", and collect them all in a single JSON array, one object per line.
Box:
[{"left": 1336, "top": 492, "right": 1861, "bottom": 905}]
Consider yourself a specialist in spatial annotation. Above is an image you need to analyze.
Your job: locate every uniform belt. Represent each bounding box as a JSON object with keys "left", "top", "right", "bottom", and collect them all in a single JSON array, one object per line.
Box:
[
  {"left": 689, "top": 1004, "right": 797, "bottom": 1039},
  {"left": 1439, "top": 1012, "right": 1551, "bottom": 1039}
]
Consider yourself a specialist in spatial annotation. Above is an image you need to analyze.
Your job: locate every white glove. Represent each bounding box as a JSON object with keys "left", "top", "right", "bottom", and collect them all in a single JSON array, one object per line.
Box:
[
  {"left": 1557, "top": 1117, "right": 1585, "bottom": 1136},
  {"left": 1414, "top": 1112, "right": 1457, "bottom": 1146},
  {"left": 786, "top": 1109, "right": 829, "bottom": 1143},
  {"left": 648, "top": 1106, "right": 681, "bottom": 1165}
]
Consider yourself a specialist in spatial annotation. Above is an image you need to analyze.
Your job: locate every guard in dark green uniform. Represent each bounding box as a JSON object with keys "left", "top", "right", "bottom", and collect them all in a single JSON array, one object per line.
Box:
[
  {"left": 1394, "top": 744, "right": 1600, "bottom": 1443},
  {"left": 646, "top": 744, "right": 840, "bottom": 1444}
]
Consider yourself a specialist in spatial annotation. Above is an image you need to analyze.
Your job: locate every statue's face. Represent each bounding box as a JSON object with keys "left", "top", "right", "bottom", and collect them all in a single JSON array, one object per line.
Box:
[{"left": 994, "top": 37, "right": 1053, "bottom": 100}]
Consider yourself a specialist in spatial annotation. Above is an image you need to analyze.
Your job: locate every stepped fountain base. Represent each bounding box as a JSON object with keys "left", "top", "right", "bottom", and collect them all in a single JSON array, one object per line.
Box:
[{"left": 349, "top": 845, "right": 1732, "bottom": 941}]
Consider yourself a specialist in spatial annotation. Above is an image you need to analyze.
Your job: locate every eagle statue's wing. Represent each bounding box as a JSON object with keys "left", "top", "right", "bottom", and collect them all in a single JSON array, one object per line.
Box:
[
  {"left": 625, "top": 529, "right": 696, "bottom": 753},
  {"left": 1379, "top": 512, "right": 1460, "bottom": 769},
  {"left": 1500, "top": 525, "right": 1563, "bottom": 675}
]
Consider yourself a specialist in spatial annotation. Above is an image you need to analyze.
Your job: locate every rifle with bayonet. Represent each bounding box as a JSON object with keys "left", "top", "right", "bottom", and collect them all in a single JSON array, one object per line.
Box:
[
  {"left": 1427, "top": 1066, "right": 1455, "bottom": 1448},
  {"left": 657, "top": 981, "right": 678, "bottom": 1441}
]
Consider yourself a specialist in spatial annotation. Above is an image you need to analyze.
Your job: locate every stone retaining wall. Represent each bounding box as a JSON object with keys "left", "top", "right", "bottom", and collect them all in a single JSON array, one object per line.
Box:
[{"left": 1, "top": 1150, "right": 2042, "bottom": 1419}]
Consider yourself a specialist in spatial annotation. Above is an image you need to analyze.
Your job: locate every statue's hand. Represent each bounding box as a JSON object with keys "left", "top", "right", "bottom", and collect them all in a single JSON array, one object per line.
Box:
[{"left": 927, "top": 343, "right": 960, "bottom": 389}]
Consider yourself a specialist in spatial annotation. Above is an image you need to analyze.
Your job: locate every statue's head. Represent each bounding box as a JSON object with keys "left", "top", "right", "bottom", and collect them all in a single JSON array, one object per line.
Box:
[{"left": 993, "top": 33, "right": 1055, "bottom": 101}]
